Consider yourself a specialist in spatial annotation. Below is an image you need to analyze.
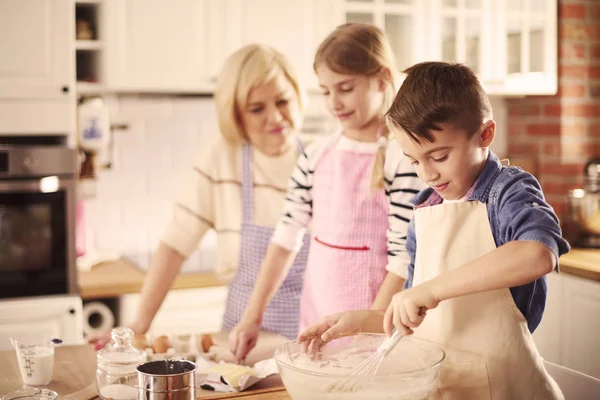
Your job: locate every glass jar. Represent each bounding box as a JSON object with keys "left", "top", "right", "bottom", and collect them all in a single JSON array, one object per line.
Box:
[{"left": 96, "top": 327, "right": 146, "bottom": 400}]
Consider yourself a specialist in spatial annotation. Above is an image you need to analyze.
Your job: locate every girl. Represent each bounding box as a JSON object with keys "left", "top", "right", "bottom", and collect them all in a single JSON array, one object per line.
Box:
[{"left": 229, "top": 23, "right": 425, "bottom": 362}]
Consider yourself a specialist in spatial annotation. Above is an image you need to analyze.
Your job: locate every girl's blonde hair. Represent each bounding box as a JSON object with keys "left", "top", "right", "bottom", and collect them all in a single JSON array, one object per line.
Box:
[
  {"left": 314, "top": 23, "right": 399, "bottom": 189},
  {"left": 215, "top": 44, "right": 306, "bottom": 144}
]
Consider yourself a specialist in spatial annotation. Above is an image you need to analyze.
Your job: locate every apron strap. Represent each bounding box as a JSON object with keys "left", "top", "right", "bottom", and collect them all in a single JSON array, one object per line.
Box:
[
  {"left": 241, "top": 144, "right": 254, "bottom": 223},
  {"left": 241, "top": 137, "right": 305, "bottom": 224}
]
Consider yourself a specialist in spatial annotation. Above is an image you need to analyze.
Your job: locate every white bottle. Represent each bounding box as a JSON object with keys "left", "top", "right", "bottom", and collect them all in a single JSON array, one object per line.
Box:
[{"left": 78, "top": 97, "right": 111, "bottom": 153}]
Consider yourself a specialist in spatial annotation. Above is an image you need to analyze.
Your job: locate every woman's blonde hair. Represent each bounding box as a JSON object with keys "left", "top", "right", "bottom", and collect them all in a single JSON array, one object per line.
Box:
[
  {"left": 314, "top": 23, "right": 399, "bottom": 189},
  {"left": 215, "top": 44, "right": 306, "bottom": 144}
]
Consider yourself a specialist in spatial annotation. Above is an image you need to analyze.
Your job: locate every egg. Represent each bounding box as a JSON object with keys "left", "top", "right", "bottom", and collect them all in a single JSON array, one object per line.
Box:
[
  {"left": 152, "top": 335, "right": 170, "bottom": 354},
  {"left": 132, "top": 334, "right": 148, "bottom": 350}
]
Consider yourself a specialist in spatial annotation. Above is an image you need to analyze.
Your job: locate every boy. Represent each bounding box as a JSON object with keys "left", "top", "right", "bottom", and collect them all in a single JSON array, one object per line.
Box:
[{"left": 298, "top": 62, "right": 570, "bottom": 399}]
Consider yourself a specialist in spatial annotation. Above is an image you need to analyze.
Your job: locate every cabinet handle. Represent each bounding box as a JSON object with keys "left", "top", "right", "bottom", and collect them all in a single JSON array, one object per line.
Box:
[{"left": 62, "top": 86, "right": 70, "bottom": 93}]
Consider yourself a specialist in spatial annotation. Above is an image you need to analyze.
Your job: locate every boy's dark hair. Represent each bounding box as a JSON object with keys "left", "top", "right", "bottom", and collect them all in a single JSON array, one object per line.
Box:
[{"left": 386, "top": 61, "right": 492, "bottom": 143}]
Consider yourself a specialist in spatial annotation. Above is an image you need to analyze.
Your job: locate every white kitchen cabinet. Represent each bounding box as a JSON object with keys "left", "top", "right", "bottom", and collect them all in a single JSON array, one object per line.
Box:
[
  {"left": 533, "top": 272, "right": 600, "bottom": 379},
  {"left": 0, "top": 0, "right": 74, "bottom": 99},
  {"left": 119, "top": 286, "right": 228, "bottom": 336},
  {"left": 343, "top": 0, "right": 426, "bottom": 73},
  {"left": 224, "top": 0, "right": 340, "bottom": 92},
  {"left": 338, "top": 0, "right": 557, "bottom": 95},
  {"left": 492, "top": 0, "right": 557, "bottom": 95},
  {"left": 0, "top": 0, "right": 76, "bottom": 137},
  {"left": 103, "top": 0, "right": 212, "bottom": 92},
  {"left": 0, "top": 296, "right": 84, "bottom": 351}
]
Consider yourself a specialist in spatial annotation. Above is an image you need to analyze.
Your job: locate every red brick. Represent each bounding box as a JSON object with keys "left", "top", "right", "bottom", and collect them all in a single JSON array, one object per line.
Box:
[
  {"left": 590, "top": 66, "right": 600, "bottom": 79},
  {"left": 542, "top": 182, "right": 582, "bottom": 196},
  {"left": 507, "top": 103, "right": 540, "bottom": 117},
  {"left": 507, "top": 122, "right": 526, "bottom": 137},
  {"left": 591, "top": 4, "right": 600, "bottom": 21},
  {"left": 526, "top": 123, "right": 562, "bottom": 136},
  {"left": 559, "top": 43, "right": 586, "bottom": 60},
  {"left": 539, "top": 162, "right": 584, "bottom": 176},
  {"left": 591, "top": 83, "right": 600, "bottom": 98},
  {"left": 561, "top": 103, "right": 600, "bottom": 117},
  {"left": 590, "top": 122, "right": 600, "bottom": 137},
  {"left": 592, "top": 44, "right": 600, "bottom": 60},
  {"left": 559, "top": 64, "right": 588, "bottom": 79},
  {"left": 559, "top": 3, "right": 587, "bottom": 19},
  {"left": 558, "top": 83, "right": 586, "bottom": 97},
  {"left": 508, "top": 142, "right": 540, "bottom": 155},
  {"left": 543, "top": 141, "right": 561, "bottom": 157},
  {"left": 562, "top": 141, "right": 600, "bottom": 157},
  {"left": 559, "top": 22, "right": 600, "bottom": 41},
  {"left": 561, "top": 122, "right": 587, "bottom": 137},
  {"left": 544, "top": 104, "right": 562, "bottom": 117}
]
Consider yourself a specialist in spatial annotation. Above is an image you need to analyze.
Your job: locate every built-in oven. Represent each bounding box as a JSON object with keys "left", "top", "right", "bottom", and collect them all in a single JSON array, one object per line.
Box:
[{"left": 0, "top": 146, "right": 78, "bottom": 299}]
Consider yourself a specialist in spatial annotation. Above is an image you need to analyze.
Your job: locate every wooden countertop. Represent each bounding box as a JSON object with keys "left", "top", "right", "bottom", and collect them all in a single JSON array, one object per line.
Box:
[
  {"left": 78, "top": 258, "right": 225, "bottom": 300},
  {"left": 559, "top": 248, "right": 600, "bottom": 282},
  {"left": 0, "top": 332, "right": 291, "bottom": 399}
]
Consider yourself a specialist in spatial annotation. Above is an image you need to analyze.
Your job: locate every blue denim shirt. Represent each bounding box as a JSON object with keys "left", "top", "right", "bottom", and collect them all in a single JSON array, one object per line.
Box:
[{"left": 404, "top": 151, "right": 571, "bottom": 333}]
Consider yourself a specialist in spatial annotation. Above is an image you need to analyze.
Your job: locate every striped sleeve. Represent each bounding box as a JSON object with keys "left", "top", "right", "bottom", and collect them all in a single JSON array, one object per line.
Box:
[
  {"left": 271, "top": 136, "right": 330, "bottom": 251},
  {"left": 384, "top": 140, "right": 426, "bottom": 278}
]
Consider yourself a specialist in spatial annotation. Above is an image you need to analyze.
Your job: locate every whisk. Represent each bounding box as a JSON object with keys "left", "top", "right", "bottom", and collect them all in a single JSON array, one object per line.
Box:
[
  {"left": 327, "top": 330, "right": 403, "bottom": 392},
  {"left": 349, "top": 329, "right": 403, "bottom": 376}
]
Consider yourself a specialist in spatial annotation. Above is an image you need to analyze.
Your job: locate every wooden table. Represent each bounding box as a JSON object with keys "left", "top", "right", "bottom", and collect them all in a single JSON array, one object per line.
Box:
[
  {"left": 78, "top": 258, "right": 225, "bottom": 300},
  {"left": 0, "top": 334, "right": 291, "bottom": 400}
]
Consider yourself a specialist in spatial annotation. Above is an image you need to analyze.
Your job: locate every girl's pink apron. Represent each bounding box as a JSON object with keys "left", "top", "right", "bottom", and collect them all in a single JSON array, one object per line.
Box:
[{"left": 299, "top": 138, "right": 389, "bottom": 330}]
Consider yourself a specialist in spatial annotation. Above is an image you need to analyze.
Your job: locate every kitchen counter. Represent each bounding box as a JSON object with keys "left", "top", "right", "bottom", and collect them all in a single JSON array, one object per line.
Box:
[
  {"left": 78, "top": 258, "right": 225, "bottom": 300},
  {"left": 0, "top": 332, "right": 291, "bottom": 399},
  {"left": 559, "top": 248, "right": 600, "bottom": 282}
]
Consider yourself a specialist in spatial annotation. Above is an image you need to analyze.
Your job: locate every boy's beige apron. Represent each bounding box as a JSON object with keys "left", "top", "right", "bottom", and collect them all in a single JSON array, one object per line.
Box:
[{"left": 413, "top": 201, "right": 563, "bottom": 399}]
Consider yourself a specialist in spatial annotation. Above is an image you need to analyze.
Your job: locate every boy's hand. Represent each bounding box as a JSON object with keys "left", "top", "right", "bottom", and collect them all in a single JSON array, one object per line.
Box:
[{"left": 383, "top": 284, "right": 440, "bottom": 336}]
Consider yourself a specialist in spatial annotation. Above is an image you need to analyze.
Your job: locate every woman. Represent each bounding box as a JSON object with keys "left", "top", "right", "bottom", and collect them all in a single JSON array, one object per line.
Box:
[{"left": 90, "top": 44, "right": 310, "bottom": 347}]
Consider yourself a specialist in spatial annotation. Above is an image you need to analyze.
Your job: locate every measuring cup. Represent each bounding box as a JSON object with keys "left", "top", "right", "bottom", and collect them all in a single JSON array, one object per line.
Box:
[
  {"left": 1, "top": 389, "right": 58, "bottom": 400},
  {"left": 10, "top": 336, "right": 56, "bottom": 386}
]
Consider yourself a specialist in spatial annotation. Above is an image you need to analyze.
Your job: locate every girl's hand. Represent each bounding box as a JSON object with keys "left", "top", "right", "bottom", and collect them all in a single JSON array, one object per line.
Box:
[
  {"left": 297, "top": 310, "right": 383, "bottom": 353},
  {"left": 383, "top": 284, "right": 440, "bottom": 336},
  {"left": 228, "top": 319, "right": 261, "bottom": 364}
]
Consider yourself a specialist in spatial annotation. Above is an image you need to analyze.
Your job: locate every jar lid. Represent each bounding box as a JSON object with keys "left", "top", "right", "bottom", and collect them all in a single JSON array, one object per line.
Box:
[{"left": 97, "top": 327, "right": 146, "bottom": 371}]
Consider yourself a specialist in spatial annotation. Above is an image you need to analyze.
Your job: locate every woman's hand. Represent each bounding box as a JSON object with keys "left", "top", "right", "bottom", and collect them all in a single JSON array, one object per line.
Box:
[
  {"left": 87, "top": 331, "right": 112, "bottom": 351},
  {"left": 383, "top": 283, "right": 440, "bottom": 336},
  {"left": 228, "top": 319, "right": 261, "bottom": 364}
]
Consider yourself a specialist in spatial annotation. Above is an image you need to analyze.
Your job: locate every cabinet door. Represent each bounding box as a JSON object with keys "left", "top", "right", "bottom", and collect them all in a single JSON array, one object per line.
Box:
[
  {"left": 495, "top": 0, "right": 557, "bottom": 94},
  {"left": 344, "top": 0, "right": 424, "bottom": 73},
  {"left": 0, "top": 296, "right": 83, "bottom": 351},
  {"left": 428, "top": 0, "right": 493, "bottom": 81},
  {"left": 104, "top": 0, "right": 209, "bottom": 92},
  {"left": 231, "top": 0, "right": 331, "bottom": 92},
  {"left": 0, "top": 0, "right": 73, "bottom": 99},
  {"left": 561, "top": 274, "right": 600, "bottom": 379}
]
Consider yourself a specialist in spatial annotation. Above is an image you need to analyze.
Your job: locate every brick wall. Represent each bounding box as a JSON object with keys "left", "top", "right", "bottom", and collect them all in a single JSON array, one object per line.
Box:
[{"left": 506, "top": 0, "right": 600, "bottom": 233}]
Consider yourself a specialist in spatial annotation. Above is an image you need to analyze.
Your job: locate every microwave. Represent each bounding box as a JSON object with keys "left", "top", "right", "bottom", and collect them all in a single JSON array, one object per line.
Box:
[{"left": 0, "top": 146, "right": 78, "bottom": 299}]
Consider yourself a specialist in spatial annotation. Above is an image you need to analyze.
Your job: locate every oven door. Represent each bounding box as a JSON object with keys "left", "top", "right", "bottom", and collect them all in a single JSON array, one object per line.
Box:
[{"left": 0, "top": 177, "right": 77, "bottom": 299}]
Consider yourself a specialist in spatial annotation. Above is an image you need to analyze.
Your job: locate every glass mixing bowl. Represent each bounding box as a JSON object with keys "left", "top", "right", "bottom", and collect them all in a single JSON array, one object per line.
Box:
[{"left": 274, "top": 334, "right": 445, "bottom": 400}]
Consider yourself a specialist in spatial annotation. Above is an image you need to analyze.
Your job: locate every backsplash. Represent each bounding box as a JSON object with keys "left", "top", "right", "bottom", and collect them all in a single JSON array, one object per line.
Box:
[
  {"left": 82, "top": 95, "right": 221, "bottom": 273},
  {"left": 82, "top": 94, "right": 505, "bottom": 273}
]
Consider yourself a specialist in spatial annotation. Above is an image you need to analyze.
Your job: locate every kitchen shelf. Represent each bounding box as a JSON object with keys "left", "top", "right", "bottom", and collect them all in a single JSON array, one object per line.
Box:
[
  {"left": 76, "top": 81, "right": 104, "bottom": 95},
  {"left": 75, "top": 0, "right": 101, "bottom": 4},
  {"left": 76, "top": 40, "right": 103, "bottom": 50}
]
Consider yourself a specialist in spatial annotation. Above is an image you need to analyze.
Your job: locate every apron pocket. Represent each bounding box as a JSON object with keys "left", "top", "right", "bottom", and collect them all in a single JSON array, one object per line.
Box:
[{"left": 437, "top": 362, "right": 491, "bottom": 400}]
